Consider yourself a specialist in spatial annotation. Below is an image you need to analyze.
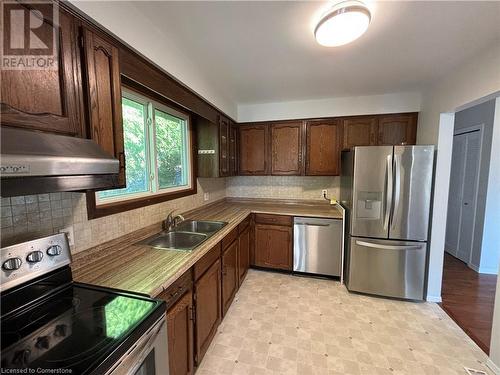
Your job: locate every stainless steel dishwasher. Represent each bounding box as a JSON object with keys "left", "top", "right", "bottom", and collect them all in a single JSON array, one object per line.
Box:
[{"left": 293, "top": 217, "right": 342, "bottom": 277}]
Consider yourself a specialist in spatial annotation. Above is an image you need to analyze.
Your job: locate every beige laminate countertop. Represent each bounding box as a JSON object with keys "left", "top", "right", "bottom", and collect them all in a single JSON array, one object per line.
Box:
[{"left": 71, "top": 199, "right": 343, "bottom": 298}]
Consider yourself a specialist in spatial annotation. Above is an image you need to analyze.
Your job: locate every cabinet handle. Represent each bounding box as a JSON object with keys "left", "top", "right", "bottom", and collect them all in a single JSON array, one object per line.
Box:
[{"left": 118, "top": 152, "right": 126, "bottom": 170}]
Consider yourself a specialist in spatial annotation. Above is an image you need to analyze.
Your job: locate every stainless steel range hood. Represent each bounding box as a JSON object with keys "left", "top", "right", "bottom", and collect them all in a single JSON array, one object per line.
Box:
[{"left": 1, "top": 127, "right": 120, "bottom": 196}]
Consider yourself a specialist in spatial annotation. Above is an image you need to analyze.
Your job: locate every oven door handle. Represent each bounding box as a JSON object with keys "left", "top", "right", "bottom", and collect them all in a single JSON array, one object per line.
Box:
[{"left": 126, "top": 319, "right": 166, "bottom": 375}]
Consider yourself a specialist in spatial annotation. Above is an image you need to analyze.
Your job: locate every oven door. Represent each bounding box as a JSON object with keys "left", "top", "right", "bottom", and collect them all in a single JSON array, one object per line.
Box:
[{"left": 106, "top": 316, "right": 169, "bottom": 375}]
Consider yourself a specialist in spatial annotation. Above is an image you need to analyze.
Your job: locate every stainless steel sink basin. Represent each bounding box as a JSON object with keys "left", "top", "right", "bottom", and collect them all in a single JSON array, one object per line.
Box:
[
  {"left": 143, "top": 231, "right": 208, "bottom": 251},
  {"left": 174, "top": 220, "right": 227, "bottom": 234}
]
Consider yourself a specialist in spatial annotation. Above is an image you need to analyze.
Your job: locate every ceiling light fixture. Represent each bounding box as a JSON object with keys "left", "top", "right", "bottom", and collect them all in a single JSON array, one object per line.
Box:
[{"left": 314, "top": 1, "right": 371, "bottom": 47}]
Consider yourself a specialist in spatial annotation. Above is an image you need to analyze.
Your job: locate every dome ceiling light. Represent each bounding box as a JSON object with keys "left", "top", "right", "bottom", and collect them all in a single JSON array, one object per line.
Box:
[{"left": 314, "top": 1, "right": 372, "bottom": 47}]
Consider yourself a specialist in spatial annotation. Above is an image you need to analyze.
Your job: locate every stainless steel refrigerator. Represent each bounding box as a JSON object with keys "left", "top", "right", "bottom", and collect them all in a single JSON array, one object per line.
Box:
[{"left": 341, "top": 145, "right": 435, "bottom": 300}]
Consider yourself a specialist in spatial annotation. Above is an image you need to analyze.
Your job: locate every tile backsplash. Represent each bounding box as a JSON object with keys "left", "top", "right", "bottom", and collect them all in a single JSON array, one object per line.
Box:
[
  {"left": 226, "top": 176, "right": 340, "bottom": 201},
  {"left": 1, "top": 178, "right": 226, "bottom": 253}
]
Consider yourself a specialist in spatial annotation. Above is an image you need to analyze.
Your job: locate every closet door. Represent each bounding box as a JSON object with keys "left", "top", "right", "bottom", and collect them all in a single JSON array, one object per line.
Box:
[
  {"left": 445, "top": 135, "right": 466, "bottom": 256},
  {"left": 456, "top": 131, "right": 481, "bottom": 263}
]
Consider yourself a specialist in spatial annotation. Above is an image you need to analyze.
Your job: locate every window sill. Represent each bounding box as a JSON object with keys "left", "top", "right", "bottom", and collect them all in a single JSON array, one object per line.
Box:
[{"left": 86, "top": 185, "right": 197, "bottom": 219}]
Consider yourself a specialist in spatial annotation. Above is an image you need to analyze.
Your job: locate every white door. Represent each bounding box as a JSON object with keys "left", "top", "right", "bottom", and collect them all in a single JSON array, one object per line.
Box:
[
  {"left": 445, "top": 135, "right": 466, "bottom": 256},
  {"left": 445, "top": 130, "right": 482, "bottom": 263}
]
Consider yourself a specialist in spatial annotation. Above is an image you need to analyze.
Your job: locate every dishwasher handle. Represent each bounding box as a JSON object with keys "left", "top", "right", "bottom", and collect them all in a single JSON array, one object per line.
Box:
[{"left": 294, "top": 222, "right": 330, "bottom": 227}]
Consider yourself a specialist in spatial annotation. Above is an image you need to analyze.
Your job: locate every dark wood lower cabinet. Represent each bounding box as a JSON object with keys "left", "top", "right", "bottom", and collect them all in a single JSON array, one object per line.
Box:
[
  {"left": 166, "top": 291, "right": 194, "bottom": 375},
  {"left": 194, "top": 259, "right": 221, "bottom": 365},
  {"left": 254, "top": 223, "right": 292, "bottom": 270},
  {"left": 221, "top": 240, "right": 239, "bottom": 316},
  {"left": 238, "top": 225, "right": 250, "bottom": 285}
]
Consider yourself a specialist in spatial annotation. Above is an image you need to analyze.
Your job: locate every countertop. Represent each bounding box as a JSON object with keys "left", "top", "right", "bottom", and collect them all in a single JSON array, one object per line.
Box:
[{"left": 71, "top": 199, "right": 343, "bottom": 297}]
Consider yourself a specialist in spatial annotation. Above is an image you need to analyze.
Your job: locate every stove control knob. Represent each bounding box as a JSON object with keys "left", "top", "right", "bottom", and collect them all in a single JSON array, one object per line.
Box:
[
  {"left": 2, "top": 257, "right": 22, "bottom": 271},
  {"left": 35, "top": 336, "right": 50, "bottom": 350},
  {"left": 26, "top": 251, "right": 44, "bottom": 263},
  {"left": 54, "top": 324, "right": 68, "bottom": 337},
  {"left": 12, "top": 349, "right": 31, "bottom": 366},
  {"left": 46, "top": 245, "right": 62, "bottom": 257}
]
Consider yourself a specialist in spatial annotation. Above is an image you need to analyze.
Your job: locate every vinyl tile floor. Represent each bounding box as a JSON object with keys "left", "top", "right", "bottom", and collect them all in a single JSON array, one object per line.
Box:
[{"left": 197, "top": 270, "right": 492, "bottom": 375}]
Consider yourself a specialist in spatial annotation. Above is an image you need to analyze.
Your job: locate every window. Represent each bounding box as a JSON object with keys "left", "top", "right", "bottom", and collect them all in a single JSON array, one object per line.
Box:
[{"left": 96, "top": 89, "right": 192, "bottom": 205}]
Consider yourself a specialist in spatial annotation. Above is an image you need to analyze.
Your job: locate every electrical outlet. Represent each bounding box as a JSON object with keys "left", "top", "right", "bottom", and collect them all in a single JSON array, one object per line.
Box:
[
  {"left": 59, "top": 226, "right": 74, "bottom": 247},
  {"left": 321, "top": 189, "right": 328, "bottom": 198},
  {"left": 203, "top": 192, "right": 210, "bottom": 201}
]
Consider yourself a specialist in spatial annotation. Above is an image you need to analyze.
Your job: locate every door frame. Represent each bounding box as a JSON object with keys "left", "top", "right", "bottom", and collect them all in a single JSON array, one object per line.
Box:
[{"left": 450, "top": 124, "right": 484, "bottom": 267}]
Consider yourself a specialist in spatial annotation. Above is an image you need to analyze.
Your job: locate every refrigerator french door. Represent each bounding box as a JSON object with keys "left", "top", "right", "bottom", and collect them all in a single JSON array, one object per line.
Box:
[{"left": 342, "top": 145, "right": 435, "bottom": 300}]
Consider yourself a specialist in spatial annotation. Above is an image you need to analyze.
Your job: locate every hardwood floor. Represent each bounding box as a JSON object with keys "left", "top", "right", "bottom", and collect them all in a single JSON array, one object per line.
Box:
[{"left": 439, "top": 252, "right": 497, "bottom": 354}]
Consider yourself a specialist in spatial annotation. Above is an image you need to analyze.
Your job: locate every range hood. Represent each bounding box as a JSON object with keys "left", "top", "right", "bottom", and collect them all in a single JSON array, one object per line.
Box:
[{"left": 1, "top": 127, "right": 120, "bottom": 196}]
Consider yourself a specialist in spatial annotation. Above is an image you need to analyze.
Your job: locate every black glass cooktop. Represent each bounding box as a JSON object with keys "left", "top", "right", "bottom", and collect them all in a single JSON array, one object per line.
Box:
[{"left": 1, "top": 276, "right": 164, "bottom": 374}]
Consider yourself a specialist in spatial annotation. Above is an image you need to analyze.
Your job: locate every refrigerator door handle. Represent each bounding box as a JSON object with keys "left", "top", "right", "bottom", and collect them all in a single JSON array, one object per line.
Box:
[
  {"left": 355, "top": 240, "right": 421, "bottom": 251},
  {"left": 391, "top": 153, "right": 402, "bottom": 227},
  {"left": 383, "top": 154, "right": 393, "bottom": 230}
]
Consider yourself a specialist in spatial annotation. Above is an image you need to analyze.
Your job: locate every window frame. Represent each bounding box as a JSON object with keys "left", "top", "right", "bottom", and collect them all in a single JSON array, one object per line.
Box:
[{"left": 86, "top": 83, "right": 197, "bottom": 219}]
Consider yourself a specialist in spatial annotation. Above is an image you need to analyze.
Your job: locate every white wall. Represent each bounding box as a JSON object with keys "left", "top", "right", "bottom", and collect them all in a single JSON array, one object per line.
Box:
[
  {"left": 70, "top": 1, "right": 237, "bottom": 119},
  {"left": 418, "top": 45, "right": 500, "bottom": 145},
  {"left": 237, "top": 92, "right": 421, "bottom": 122}
]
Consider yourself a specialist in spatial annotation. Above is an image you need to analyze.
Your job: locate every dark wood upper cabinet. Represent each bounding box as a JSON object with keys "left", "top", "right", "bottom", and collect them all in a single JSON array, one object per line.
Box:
[
  {"left": 219, "top": 115, "right": 230, "bottom": 177},
  {"left": 378, "top": 113, "right": 418, "bottom": 146},
  {"left": 271, "top": 121, "right": 303, "bottom": 175},
  {"left": 254, "top": 223, "right": 292, "bottom": 271},
  {"left": 305, "top": 120, "right": 341, "bottom": 176},
  {"left": 194, "top": 258, "right": 221, "bottom": 365},
  {"left": 166, "top": 290, "right": 194, "bottom": 375},
  {"left": 238, "top": 224, "right": 251, "bottom": 285},
  {"left": 239, "top": 124, "right": 269, "bottom": 175},
  {"left": 221, "top": 239, "right": 238, "bottom": 316},
  {"left": 1, "top": 6, "right": 83, "bottom": 136},
  {"left": 229, "top": 123, "right": 238, "bottom": 176},
  {"left": 342, "top": 116, "right": 378, "bottom": 150},
  {"left": 82, "top": 28, "right": 125, "bottom": 186}
]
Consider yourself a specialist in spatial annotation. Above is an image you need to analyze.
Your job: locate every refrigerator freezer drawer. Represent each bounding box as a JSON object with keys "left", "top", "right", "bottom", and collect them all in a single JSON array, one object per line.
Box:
[
  {"left": 347, "top": 237, "right": 426, "bottom": 300},
  {"left": 293, "top": 217, "right": 342, "bottom": 277}
]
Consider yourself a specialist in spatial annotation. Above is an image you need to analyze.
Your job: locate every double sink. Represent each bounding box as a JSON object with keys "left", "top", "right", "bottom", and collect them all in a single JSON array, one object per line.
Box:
[{"left": 138, "top": 220, "right": 227, "bottom": 251}]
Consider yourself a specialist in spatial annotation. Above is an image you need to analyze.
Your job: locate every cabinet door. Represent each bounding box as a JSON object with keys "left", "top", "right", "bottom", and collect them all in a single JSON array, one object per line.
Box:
[
  {"left": 83, "top": 28, "right": 125, "bottom": 186},
  {"left": 305, "top": 120, "right": 341, "bottom": 175},
  {"left": 219, "top": 115, "right": 230, "bottom": 177},
  {"left": 167, "top": 291, "right": 194, "bottom": 375},
  {"left": 229, "top": 123, "right": 238, "bottom": 176},
  {"left": 195, "top": 259, "right": 221, "bottom": 365},
  {"left": 342, "top": 116, "right": 378, "bottom": 150},
  {"left": 1, "top": 5, "right": 82, "bottom": 136},
  {"left": 271, "top": 122, "right": 303, "bottom": 175},
  {"left": 254, "top": 224, "right": 292, "bottom": 270},
  {"left": 378, "top": 114, "right": 417, "bottom": 146},
  {"left": 222, "top": 240, "right": 238, "bottom": 316},
  {"left": 238, "top": 225, "right": 250, "bottom": 285},
  {"left": 239, "top": 124, "right": 269, "bottom": 175}
]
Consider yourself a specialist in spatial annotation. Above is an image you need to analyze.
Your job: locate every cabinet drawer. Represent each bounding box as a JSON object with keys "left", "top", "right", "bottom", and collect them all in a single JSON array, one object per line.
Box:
[
  {"left": 254, "top": 213, "right": 292, "bottom": 226},
  {"left": 194, "top": 243, "right": 221, "bottom": 281},
  {"left": 222, "top": 227, "right": 238, "bottom": 250},
  {"left": 238, "top": 215, "right": 251, "bottom": 233},
  {"left": 157, "top": 269, "right": 193, "bottom": 310}
]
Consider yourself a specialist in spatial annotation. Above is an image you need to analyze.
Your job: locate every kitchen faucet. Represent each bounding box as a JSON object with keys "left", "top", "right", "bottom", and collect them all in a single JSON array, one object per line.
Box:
[{"left": 162, "top": 210, "right": 185, "bottom": 231}]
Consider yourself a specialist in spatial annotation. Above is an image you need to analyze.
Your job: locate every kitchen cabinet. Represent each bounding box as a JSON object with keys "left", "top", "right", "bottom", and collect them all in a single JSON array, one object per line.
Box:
[
  {"left": 305, "top": 120, "right": 341, "bottom": 176},
  {"left": 166, "top": 290, "right": 194, "bottom": 375},
  {"left": 238, "top": 219, "right": 251, "bottom": 285},
  {"left": 254, "top": 214, "right": 293, "bottom": 271},
  {"left": 219, "top": 115, "right": 230, "bottom": 177},
  {"left": 221, "top": 239, "right": 239, "bottom": 316},
  {"left": 378, "top": 113, "right": 418, "bottom": 146},
  {"left": 1, "top": 6, "right": 83, "bottom": 136},
  {"left": 342, "top": 116, "right": 378, "bottom": 150},
  {"left": 194, "top": 258, "right": 221, "bottom": 365},
  {"left": 229, "top": 123, "right": 238, "bottom": 175},
  {"left": 82, "top": 28, "right": 125, "bottom": 186},
  {"left": 239, "top": 124, "right": 269, "bottom": 175},
  {"left": 271, "top": 121, "right": 303, "bottom": 175}
]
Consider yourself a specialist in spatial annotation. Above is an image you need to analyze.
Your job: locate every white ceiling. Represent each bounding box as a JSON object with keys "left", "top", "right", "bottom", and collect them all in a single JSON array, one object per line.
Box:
[{"left": 130, "top": 1, "right": 500, "bottom": 106}]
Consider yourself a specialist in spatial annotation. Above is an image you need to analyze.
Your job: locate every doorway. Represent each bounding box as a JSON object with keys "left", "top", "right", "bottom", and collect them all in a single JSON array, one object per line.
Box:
[{"left": 440, "top": 99, "right": 498, "bottom": 354}]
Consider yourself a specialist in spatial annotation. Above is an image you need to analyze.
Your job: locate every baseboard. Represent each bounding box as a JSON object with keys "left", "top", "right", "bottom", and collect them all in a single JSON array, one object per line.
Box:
[
  {"left": 487, "top": 358, "right": 500, "bottom": 375},
  {"left": 478, "top": 267, "right": 499, "bottom": 275},
  {"left": 426, "top": 295, "right": 442, "bottom": 303}
]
